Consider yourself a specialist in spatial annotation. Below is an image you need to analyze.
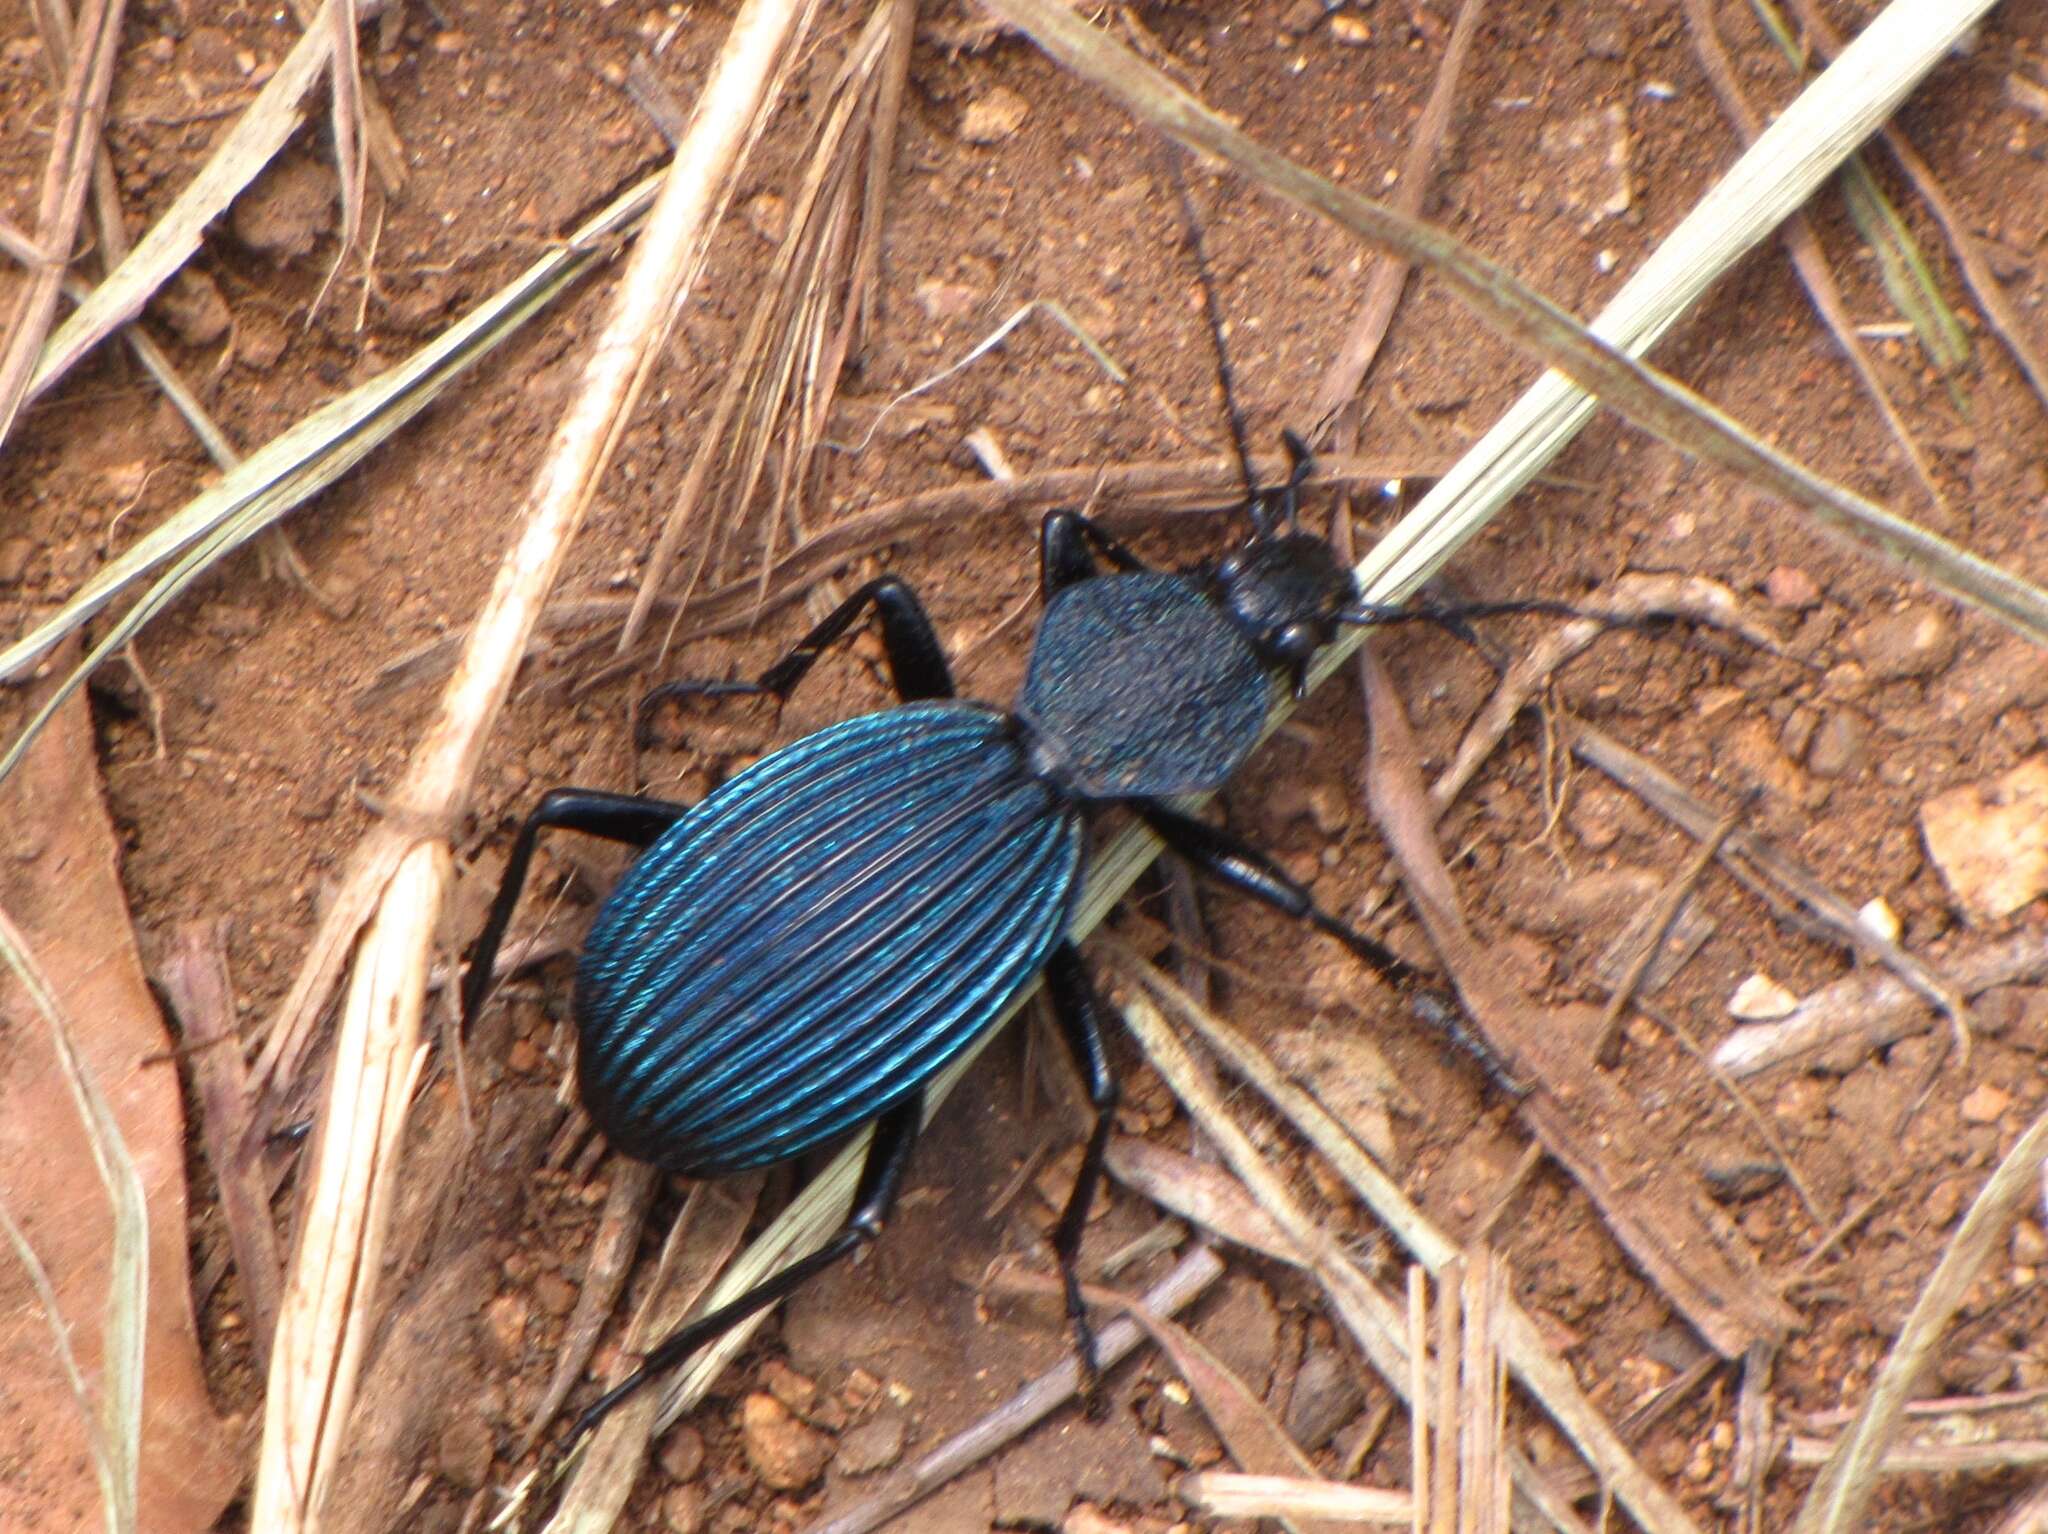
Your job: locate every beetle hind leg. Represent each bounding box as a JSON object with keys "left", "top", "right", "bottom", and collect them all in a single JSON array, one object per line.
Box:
[
  {"left": 564, "top": 1093, "right": 924, "bottom": 1447},
  {"left": 1042, "top": 942, "right": 1120, "bottom": 1408}
]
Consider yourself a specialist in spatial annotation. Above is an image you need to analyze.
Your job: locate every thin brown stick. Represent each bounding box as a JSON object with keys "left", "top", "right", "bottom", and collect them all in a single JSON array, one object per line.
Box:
[
  {"left": 799, "top": 1245, "right": 1224, "bottom": 1534},
  {"left": 516, "top": 1160, "right": 658, "bottom": 1457},
  {"left": 154, "top": 922, "right": 285, "bottom": 1363},
  {"left": 29, "top": 0, "right": 132, "bottom": 271},
  {"left": 1567, "top": 720, "right": 1970, "bottom": 1054},
  {"left": 1310, "top": 0, "right": 1484, "bottom": 445},
  {"left": 0, "top": 0, "right": 127, "bottom": 453},
  {"left": 1592, "top": 809, "right": 1738, "bottom": 1066},
  {"left": 1681, "top": 0, "right": 1946, "bottom": 517}
]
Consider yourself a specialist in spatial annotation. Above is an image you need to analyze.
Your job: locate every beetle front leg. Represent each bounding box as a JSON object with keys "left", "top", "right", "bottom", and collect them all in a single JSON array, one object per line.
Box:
[
  {"left": 1039, "top": 509, "right": 1151, "bottom": 600},
  {"left": 638, "top": 577, "right": 955, "bottom": 746},
  {"left": 1135, "top": 802, "right": 1525, "bottom": 1093}
]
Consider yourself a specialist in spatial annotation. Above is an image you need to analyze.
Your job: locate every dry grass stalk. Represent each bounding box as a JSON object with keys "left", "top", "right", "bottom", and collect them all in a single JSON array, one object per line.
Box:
[
  {"left": 1792, "top": 1097, "right": 2048, "bottom": 1533},
  {"left": 1179, "top": 1472, "right": 1412, "bottom": 1525},
  {"left": 1679, "top": 0, "right": 1946, "bottom": 517},
  {"left": 248, "top": 3, "right": 819, "bottom": 1527},
  {"left": 26, "top": 0, "right": 390, "bottom": 409},
  {"left": 622, "top": 0, "right": 913, "bottom": 654},
  {"left": 1108, "top": 946, "right": 1703, "bottom": 1534},
  {"left": 1456, "top": 1253, "right": 1509, "bottom": 1534},
  {"left": 0, "top": 0, "right": 126, "bottom": 453},
  {"left": 311, "top": 0, "right": 369, "bottom": 321}
]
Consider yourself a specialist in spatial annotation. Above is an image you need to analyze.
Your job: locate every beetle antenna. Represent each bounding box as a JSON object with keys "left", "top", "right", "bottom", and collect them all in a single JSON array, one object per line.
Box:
[{"left": 1170, "top": 157, "right": 1266, "bottom": 533}]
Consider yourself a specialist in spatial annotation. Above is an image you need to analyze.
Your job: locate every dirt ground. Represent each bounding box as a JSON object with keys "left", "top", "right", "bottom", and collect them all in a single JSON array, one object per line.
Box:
[{"left": 5, "top": 1, "right": 2048, "bottom": 1531}]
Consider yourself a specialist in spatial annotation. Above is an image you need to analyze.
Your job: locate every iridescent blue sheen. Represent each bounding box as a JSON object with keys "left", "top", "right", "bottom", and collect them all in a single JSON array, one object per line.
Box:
[{"left": 575, "top": 702, "right": 1083, "bottom": 1175}]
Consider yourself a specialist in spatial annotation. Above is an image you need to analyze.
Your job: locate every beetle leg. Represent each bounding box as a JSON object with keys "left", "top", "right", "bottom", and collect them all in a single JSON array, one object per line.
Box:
[
  {"left": 639, "top": 577, "right": 953, "bottom": 745},
  {"left": 1039, "top": 509, "right": 1150, "bottom": 599},
  {"left": 1042, "top": 943, "right": 1119, "bottom": 1404},
  {"left": 566, "top": 1094, "right": 924, "bottom": 1446},
  {"left": 1134, "top": 802, "right": 1525, "bottom": 1093},
  {"left": 462, "top": 789, "right": 690, "bottom": 1027}
]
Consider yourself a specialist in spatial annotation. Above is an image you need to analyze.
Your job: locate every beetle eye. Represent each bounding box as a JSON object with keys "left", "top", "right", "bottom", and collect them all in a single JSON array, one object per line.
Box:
[{"left": 1272, "top": 622, "right": 1321, "bottom": 667}]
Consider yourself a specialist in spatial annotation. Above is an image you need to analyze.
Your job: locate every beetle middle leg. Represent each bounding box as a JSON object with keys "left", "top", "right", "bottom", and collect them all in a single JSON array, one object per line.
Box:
[
  {"left": 567, "top": 1092, "right": 925, "bottom": 1445},
  {"left": 1041, "top": 942, "right": 1120, "bottom": 1401},
  {"left": 639, "top": 576, "right": 953, "bottom": 744},
  {"left": 462, "top": 789, "right": 691, "bottom": 1025},
  {"left": 1134, "top": 802, "right": 1523, "bottom": 1092}
]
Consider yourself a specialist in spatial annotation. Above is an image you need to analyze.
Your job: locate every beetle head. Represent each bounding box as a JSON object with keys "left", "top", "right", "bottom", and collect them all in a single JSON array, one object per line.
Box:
[{"left": 1210, "top": 531, "right": 1361, "bottom": 697}]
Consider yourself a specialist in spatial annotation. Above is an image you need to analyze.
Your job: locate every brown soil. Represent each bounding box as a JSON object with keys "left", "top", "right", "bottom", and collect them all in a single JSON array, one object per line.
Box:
[{"left": 6, "top": 1, "right": 2048, "bottom": 1531}]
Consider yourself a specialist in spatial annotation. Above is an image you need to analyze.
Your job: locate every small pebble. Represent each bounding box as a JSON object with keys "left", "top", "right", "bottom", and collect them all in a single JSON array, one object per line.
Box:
[
  {"left": 483, "top": 1294, "right": 528, "bottom": 1361},
  {"left": 231, "top": 155, "right": 337, "bottom": 261},
  {"left": 0, "top": 535, "right": 34, "bottom": 584},
  {"left": 534, "top": 1272, "right": 577, "bottom": 1318},
  {"left": 1856, "top": 897, "right": 1902, "bottom": 945},
  {"left": 2014, "top": 1220, "right": 2048, "bottom": 1266},
  {"left": 841, "top": 1367, "right": 883, "bottom": 1412},
  {"left": 662, "top": 1484, "right": 704, "bottom": 1534},
  {"left": 659, "top": 1424, "right": 706, "bottom": 1483},
  {"left": 740, "top": 1392, "right": 834, "bottom": 1491},
  {"left": 151, "top": 268, "right": 232, "bottom": 347},
  {"left": 744, "top": 191, "right": 789, "bottom": 244},
  {"left": 437, "top": 1417, "right": 495, "bottom": 1489},
  {"left": 760, "top": 1359, "right": 818, "bottom": 1418},
  {"left": 1806, "top": 711, "right": 1868, "bottom": 778},
  {"left": 1696, "top": 1135, "right": 1784, "bottom": 1202},
  {"left": 1728, "top": 973, "right": 1798, "bottom": 1022},
  {"left": 1764, "top": 566, "right": 1821, "bottom": 609},
  {"left": 835, "top": 1413, "right": 907, "bottom": 1477},
  {"left": 959, "top": 86, "right": 1029, "bottom": 144},
  {"left": 1849, "top": 604, "right": 1958, "bottom": 681},
  {"left": 1960, "top": 1083, "right": 2012, "bottom": 1124},
  {"left": 1061, "top": 1505, "right": 1133, "bottom": 1534},
  {"left": 1920, "top": 758, "right": 2048, "bottom": 924}
]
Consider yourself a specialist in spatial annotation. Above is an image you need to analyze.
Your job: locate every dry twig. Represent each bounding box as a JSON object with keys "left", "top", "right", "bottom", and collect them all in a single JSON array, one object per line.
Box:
[
  {"left": 0, "top": 0, "right": 127, "bottom": 453},
  {"left": 249, "top": 3, "right": 819, "bottom": 1525}
]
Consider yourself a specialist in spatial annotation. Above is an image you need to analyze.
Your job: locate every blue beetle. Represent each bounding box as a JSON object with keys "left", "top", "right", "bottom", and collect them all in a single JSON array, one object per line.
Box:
[{"left": 461, "top": 437, "right": 1505, "bottom": 1441}]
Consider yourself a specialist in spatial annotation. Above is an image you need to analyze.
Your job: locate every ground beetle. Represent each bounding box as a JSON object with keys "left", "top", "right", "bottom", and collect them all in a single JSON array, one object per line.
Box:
[
  {"left": 461, "top": 431, "right": 1536, "bottom": 1445},
  {"left": 462, "top": 192, "right": 1547, "bottom": 1446}
]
